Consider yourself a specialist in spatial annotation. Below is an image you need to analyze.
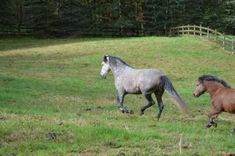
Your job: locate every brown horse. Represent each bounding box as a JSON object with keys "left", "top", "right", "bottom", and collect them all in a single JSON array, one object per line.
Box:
[{"left": 193, "top": 75, "right": 235, "bottom": 129}]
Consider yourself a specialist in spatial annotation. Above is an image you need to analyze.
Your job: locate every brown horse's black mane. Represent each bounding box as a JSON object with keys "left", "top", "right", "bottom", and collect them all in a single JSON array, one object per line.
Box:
[{"left": 198, "top": 75, "right": 231, "bottom": 88}]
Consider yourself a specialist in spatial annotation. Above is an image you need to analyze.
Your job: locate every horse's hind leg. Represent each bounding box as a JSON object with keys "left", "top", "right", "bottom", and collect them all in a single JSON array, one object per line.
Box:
[
  {"left": 155, "top": 91, "right": 164, "bottom": 120},
  {"left": 140, "top": 94, "right": 155, "bottom": 115}
]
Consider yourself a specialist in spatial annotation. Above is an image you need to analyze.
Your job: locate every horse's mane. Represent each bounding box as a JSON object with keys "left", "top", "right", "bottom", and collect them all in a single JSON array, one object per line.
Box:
[
  {"left": 198, "top": 75, "right": 231, "bottom": 88},
  {"left": 110, "top": 56, "right": 128, "bottom": 65},
  {"left": 105, "top": 55, "right": 132, "bottom": 67}
]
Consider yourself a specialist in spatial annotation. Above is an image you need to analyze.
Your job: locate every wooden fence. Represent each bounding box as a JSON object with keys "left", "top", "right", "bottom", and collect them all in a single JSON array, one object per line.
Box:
[{"left": 169, "top": 25, "right": 235, "bottom": 54}]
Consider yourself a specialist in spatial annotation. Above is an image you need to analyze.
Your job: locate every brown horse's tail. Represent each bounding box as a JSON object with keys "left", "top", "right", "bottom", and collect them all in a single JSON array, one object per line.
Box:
[{"left": 161, "top": 75, "right": 190, "bottom": 114}]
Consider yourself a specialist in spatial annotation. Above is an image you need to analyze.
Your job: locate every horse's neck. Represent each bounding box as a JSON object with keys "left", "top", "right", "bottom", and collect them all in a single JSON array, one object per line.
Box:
[
  {"left": 206, "top": 82, "right": 225, "bottom": 97},
  {"left": 111, "top": 64, "right": 133, "bottom": 78}
]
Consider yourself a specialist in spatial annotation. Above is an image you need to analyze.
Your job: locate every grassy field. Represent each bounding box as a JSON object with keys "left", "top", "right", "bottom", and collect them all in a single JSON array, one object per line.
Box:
[{"left": 0, "top": 36, "right": 234, "bottom": 156}]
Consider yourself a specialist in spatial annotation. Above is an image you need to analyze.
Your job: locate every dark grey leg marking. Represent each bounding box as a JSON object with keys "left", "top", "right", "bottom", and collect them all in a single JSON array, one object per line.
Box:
[
  {"left": 117, "top": 93, "right": 129, "bottom": 113},
  {"left": 155, "top": 91, "right": 164, "bottom": 120},
  {"left": 140, "top": 94, "right": 155, "bottom": 115}
]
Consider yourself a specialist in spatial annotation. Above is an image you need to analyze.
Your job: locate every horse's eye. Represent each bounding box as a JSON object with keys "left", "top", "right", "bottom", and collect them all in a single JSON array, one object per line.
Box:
[{"left": 196, "top": 84, "right": 199, "bottom": 86}]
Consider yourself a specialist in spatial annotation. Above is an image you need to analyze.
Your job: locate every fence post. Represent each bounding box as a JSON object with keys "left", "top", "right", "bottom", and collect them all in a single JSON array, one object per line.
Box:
[
  {"left": 199, "top": 24, "right": 202, "bottom": 36},
  {"left": 232, "top": 36, "right": 234, "bottom": 54},
  {"left": 188, "top": 24, "right": 190, "bottom": 35},
  {"left": 214, "top": 29, "right": 217, "bottom": 41},
  {"left": 223, "top": 33, "right": 225, "bottom": 49},
  {"left": 207, "top": 27, "right": 209, "bottom": 38},
  {"left": 193, "top": 25, "right": 196, "bottom": 35}
]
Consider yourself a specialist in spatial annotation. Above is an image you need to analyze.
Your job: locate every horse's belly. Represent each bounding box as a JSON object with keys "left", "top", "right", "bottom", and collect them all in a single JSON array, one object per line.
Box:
[
  {"left": 125, "top": 86, "right": 141, "bottom": 94},
  {"left": 223, "top": 102, "right": 235, "bottom": 113},
  {"left": 121, "top": 76, "right": 141, "bottom": 94}
]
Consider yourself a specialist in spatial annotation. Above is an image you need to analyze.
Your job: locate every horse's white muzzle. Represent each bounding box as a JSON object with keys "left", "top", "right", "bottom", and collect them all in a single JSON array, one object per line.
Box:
[
  {"left": 100, "top": 71, "right": 107, "bottom": 79},
  {"left": 100, "top": 62, "right": 110, "bottom": 79},
  {"left": 101, "top": 74, "right": 106, "bottom": 79}
]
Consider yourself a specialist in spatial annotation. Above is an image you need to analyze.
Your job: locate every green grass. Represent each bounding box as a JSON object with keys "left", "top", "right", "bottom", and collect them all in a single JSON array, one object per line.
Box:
[{"left": 0, "top": 36, "right": 235, "bottom": 155}]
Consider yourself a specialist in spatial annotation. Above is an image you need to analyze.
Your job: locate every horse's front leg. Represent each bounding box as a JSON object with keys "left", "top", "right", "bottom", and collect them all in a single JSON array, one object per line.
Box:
[
  {"left": 207, "top": 118, "right": 217, "bottom": 128},
  {"left": 206, "top": 108, "right": 221, "bottom": 128},
  {"left": 117, "top": 91, "right": 129, "bottom": 113}
]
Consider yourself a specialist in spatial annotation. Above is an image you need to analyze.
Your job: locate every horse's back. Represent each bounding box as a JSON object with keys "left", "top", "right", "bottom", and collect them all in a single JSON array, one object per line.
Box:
[{"left": 137, "top": 69, "right": 165, "bottom": 80}]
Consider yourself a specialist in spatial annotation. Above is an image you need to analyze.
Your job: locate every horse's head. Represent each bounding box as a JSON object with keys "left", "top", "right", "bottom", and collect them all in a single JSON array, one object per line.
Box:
[
  {"left": 193, "top": 75, "right": 231, "bottom": 97},
  {"left": 193, "top": 80, "right": 206, "bottom": 97},
  {"left": 100, "top": 55, "right": 111, "bottom": 79}
]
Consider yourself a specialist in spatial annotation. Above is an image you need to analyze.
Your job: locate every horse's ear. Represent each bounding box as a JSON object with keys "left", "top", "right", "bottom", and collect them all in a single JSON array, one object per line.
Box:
[{"left": 103, "top": 55, "right": 109, "bottom": 63}]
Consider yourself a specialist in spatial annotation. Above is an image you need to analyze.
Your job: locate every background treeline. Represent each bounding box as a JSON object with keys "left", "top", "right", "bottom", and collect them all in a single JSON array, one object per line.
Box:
[{"left": 0, "top": 0, "right": 235, "bottom": 36}]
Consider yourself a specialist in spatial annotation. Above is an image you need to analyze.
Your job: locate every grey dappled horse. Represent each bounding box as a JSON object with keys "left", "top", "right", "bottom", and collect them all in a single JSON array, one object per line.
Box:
[{"left": 100, "top": 55, "right": 189, "bottom": 119}]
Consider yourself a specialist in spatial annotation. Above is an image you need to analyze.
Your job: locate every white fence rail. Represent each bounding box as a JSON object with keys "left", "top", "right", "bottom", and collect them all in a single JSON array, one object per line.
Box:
[{"left": 169, "top": 25, "right": 234, "bottom": 54}]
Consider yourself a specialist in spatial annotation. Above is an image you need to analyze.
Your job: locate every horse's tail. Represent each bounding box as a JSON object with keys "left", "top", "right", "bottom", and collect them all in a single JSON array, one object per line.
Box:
[{"left": 161, "top": 75, "right": 190, "bottom": 114}]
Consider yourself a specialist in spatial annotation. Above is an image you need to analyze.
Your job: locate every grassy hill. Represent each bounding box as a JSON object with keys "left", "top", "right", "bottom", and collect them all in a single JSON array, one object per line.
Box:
[{"left": 0, "top": 36, "right": 234, "bottom": 155}]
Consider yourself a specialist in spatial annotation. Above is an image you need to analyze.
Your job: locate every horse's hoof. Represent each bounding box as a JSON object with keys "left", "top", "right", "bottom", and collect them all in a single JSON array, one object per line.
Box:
[
  {"left": 206, "top": 124, "right": 212, "bottom": 128},
  {"left": 155, "top": 116, "right": 161, "bottom": 120},
  {"left": 212, "top": 123, "right": 217, "bottom": 128},
  {"left": 125, "top": 110, "right": 130, "bottom": 113},
  {"left": 129, "top": 110, "right": 134, "bottom": 114},
  {"left": 140, "top": 111, "right": 144, "bottom": 116}
]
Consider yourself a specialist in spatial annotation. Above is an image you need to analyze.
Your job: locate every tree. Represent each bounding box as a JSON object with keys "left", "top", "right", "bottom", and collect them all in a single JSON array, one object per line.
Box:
[
  {"left": 54, "top": 0, "right": 92, "bottom": 35},
  {"left": 0, "top": 0, "right": 234, "bottom": 36},
  {"left": 24, "top": 0, "right": 57, "bottom": 35},
  {"left": 0, "top": 0, "right": 23, "bottom": 33}
]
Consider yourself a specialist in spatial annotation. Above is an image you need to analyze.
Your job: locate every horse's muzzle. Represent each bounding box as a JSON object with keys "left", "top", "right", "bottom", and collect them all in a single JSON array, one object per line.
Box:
[
  {"left": 193, "top": 93, "right": 198, "bottom": 97},
  {"left": 101, "top": 75, "right": 106, "bottom": 79}
]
